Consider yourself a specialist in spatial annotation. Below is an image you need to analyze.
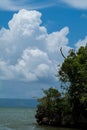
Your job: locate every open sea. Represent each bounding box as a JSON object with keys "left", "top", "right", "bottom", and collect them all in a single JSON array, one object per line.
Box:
[{"left": 0, "top": 107, "right": 81, "bottom": 130}]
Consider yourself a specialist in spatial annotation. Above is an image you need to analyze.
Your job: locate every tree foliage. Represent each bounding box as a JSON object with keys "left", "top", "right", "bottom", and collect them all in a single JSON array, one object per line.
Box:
[
  {"left": 35, "top": 88, "right": 62, "bottom": 125},
  {"left": 59, "top": 45, "right": 87, "bottom": 123},
  {"left": 35, "top": 45, "right": 87, "bottom": 128}
]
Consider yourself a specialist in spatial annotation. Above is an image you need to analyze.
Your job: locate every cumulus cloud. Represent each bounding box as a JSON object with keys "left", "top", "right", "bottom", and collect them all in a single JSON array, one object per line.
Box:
[
  {"left": 46, "top": 27, "right": 69, "bottom": 53},
  {"left": 14, "top": 48, "right": 53, "bottom": 81},
  {"left": 75, "top": 36, "right": 87, "bottom": 49},
  {"left": 0, "top": 9, "right": 70, "bottom": 82},
  {"left": 61, "top": 0, "right": 87, "bottom": 9}
]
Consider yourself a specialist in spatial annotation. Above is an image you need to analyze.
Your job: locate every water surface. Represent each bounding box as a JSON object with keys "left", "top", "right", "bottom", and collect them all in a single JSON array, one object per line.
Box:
[{"left": 0, "top": 108, "right": 80, "bottom": 130}]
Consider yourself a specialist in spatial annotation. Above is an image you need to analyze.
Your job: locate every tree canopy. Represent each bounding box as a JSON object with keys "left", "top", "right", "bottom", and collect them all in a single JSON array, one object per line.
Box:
[
  {"left": 35, "top": 45, "right": 87, "bottom": 128},
  {"left": 35, "top": 88, "right": 62, "bottom": 125},
  {"left": 58, "top": 45, "right": 87, "bottom": 122}
]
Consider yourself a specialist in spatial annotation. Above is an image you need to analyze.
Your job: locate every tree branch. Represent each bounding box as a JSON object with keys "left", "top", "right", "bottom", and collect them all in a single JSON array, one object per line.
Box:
[{"left": 60, "top": 47, "right": 66, "bottom": 59}]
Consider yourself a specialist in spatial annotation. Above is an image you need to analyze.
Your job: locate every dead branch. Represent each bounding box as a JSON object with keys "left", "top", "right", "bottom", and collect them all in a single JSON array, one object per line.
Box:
[{"left": 60, "top": 47, "right": 66, "bottom": 59}]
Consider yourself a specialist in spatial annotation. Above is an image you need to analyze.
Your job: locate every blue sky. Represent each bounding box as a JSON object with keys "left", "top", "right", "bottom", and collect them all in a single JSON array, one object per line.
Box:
[{"left": 0, "top": 0, "right": 87, "bottom": 99}]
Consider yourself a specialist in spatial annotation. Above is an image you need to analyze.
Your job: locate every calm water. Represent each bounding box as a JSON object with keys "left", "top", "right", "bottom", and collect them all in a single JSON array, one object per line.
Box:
[{"left": 0, "top": 108, "right": 80, "bottom": 130}]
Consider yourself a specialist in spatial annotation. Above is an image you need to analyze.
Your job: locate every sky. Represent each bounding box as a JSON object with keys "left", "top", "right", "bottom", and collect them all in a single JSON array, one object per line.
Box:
[{"left": 0, "top": 0, "right": 87, "bottom": 99}]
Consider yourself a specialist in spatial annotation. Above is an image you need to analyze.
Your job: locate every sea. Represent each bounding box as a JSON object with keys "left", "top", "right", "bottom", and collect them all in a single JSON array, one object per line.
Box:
[{"left": 0, "top": 99, "right": 80, "bottom": 130}]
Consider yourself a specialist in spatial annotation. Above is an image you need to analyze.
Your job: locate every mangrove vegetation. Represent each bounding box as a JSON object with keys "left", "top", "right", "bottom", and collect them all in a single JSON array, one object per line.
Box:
[{"left": 35, "top": 45, "right": 87, "bottom": 128}]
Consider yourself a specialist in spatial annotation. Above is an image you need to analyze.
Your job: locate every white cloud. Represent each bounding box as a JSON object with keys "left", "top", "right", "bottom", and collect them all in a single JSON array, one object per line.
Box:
[
  {"left": 0, "top": 9, "right": 70, "bottom": 82},
  {"left": 81, "top": 14, "right": 87, "bottom": 19},
  {"left": 0, "top": 61, "right": 14, "bottom": 80},
  {"left": 0, "top": 0, "right": 55, "bottom": 11},
  {"left": 61, "top": 0, "right": 87, "bottom": 9},
  {"left": 75, "top": 36, "right": 87, "bottom": 49},
  {"left": 14, "top": 48, "right": 53, "bottom": 81},
  {"left": 1, "top": 0, "right": 87, "bottom": 11},
  {"left": 46, "top": 27, "right": 69, "bottom": 53}
]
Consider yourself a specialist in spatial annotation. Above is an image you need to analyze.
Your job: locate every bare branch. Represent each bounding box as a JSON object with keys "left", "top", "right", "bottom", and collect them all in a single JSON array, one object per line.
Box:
[{"left": 60, "top": 47, "right": 66, "bottom": 59}]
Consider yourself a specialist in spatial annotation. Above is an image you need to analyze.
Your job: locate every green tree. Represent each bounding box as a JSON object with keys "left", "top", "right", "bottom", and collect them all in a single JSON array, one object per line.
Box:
[
  {"left": 58, "top": 45, "right": 87, "bottom": 123},
  {"left": 35, "top": 87, "right": 62, "bottom": 125},
  {"left": 35, "top": 45, "right": 87, "bottom": 127}
]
